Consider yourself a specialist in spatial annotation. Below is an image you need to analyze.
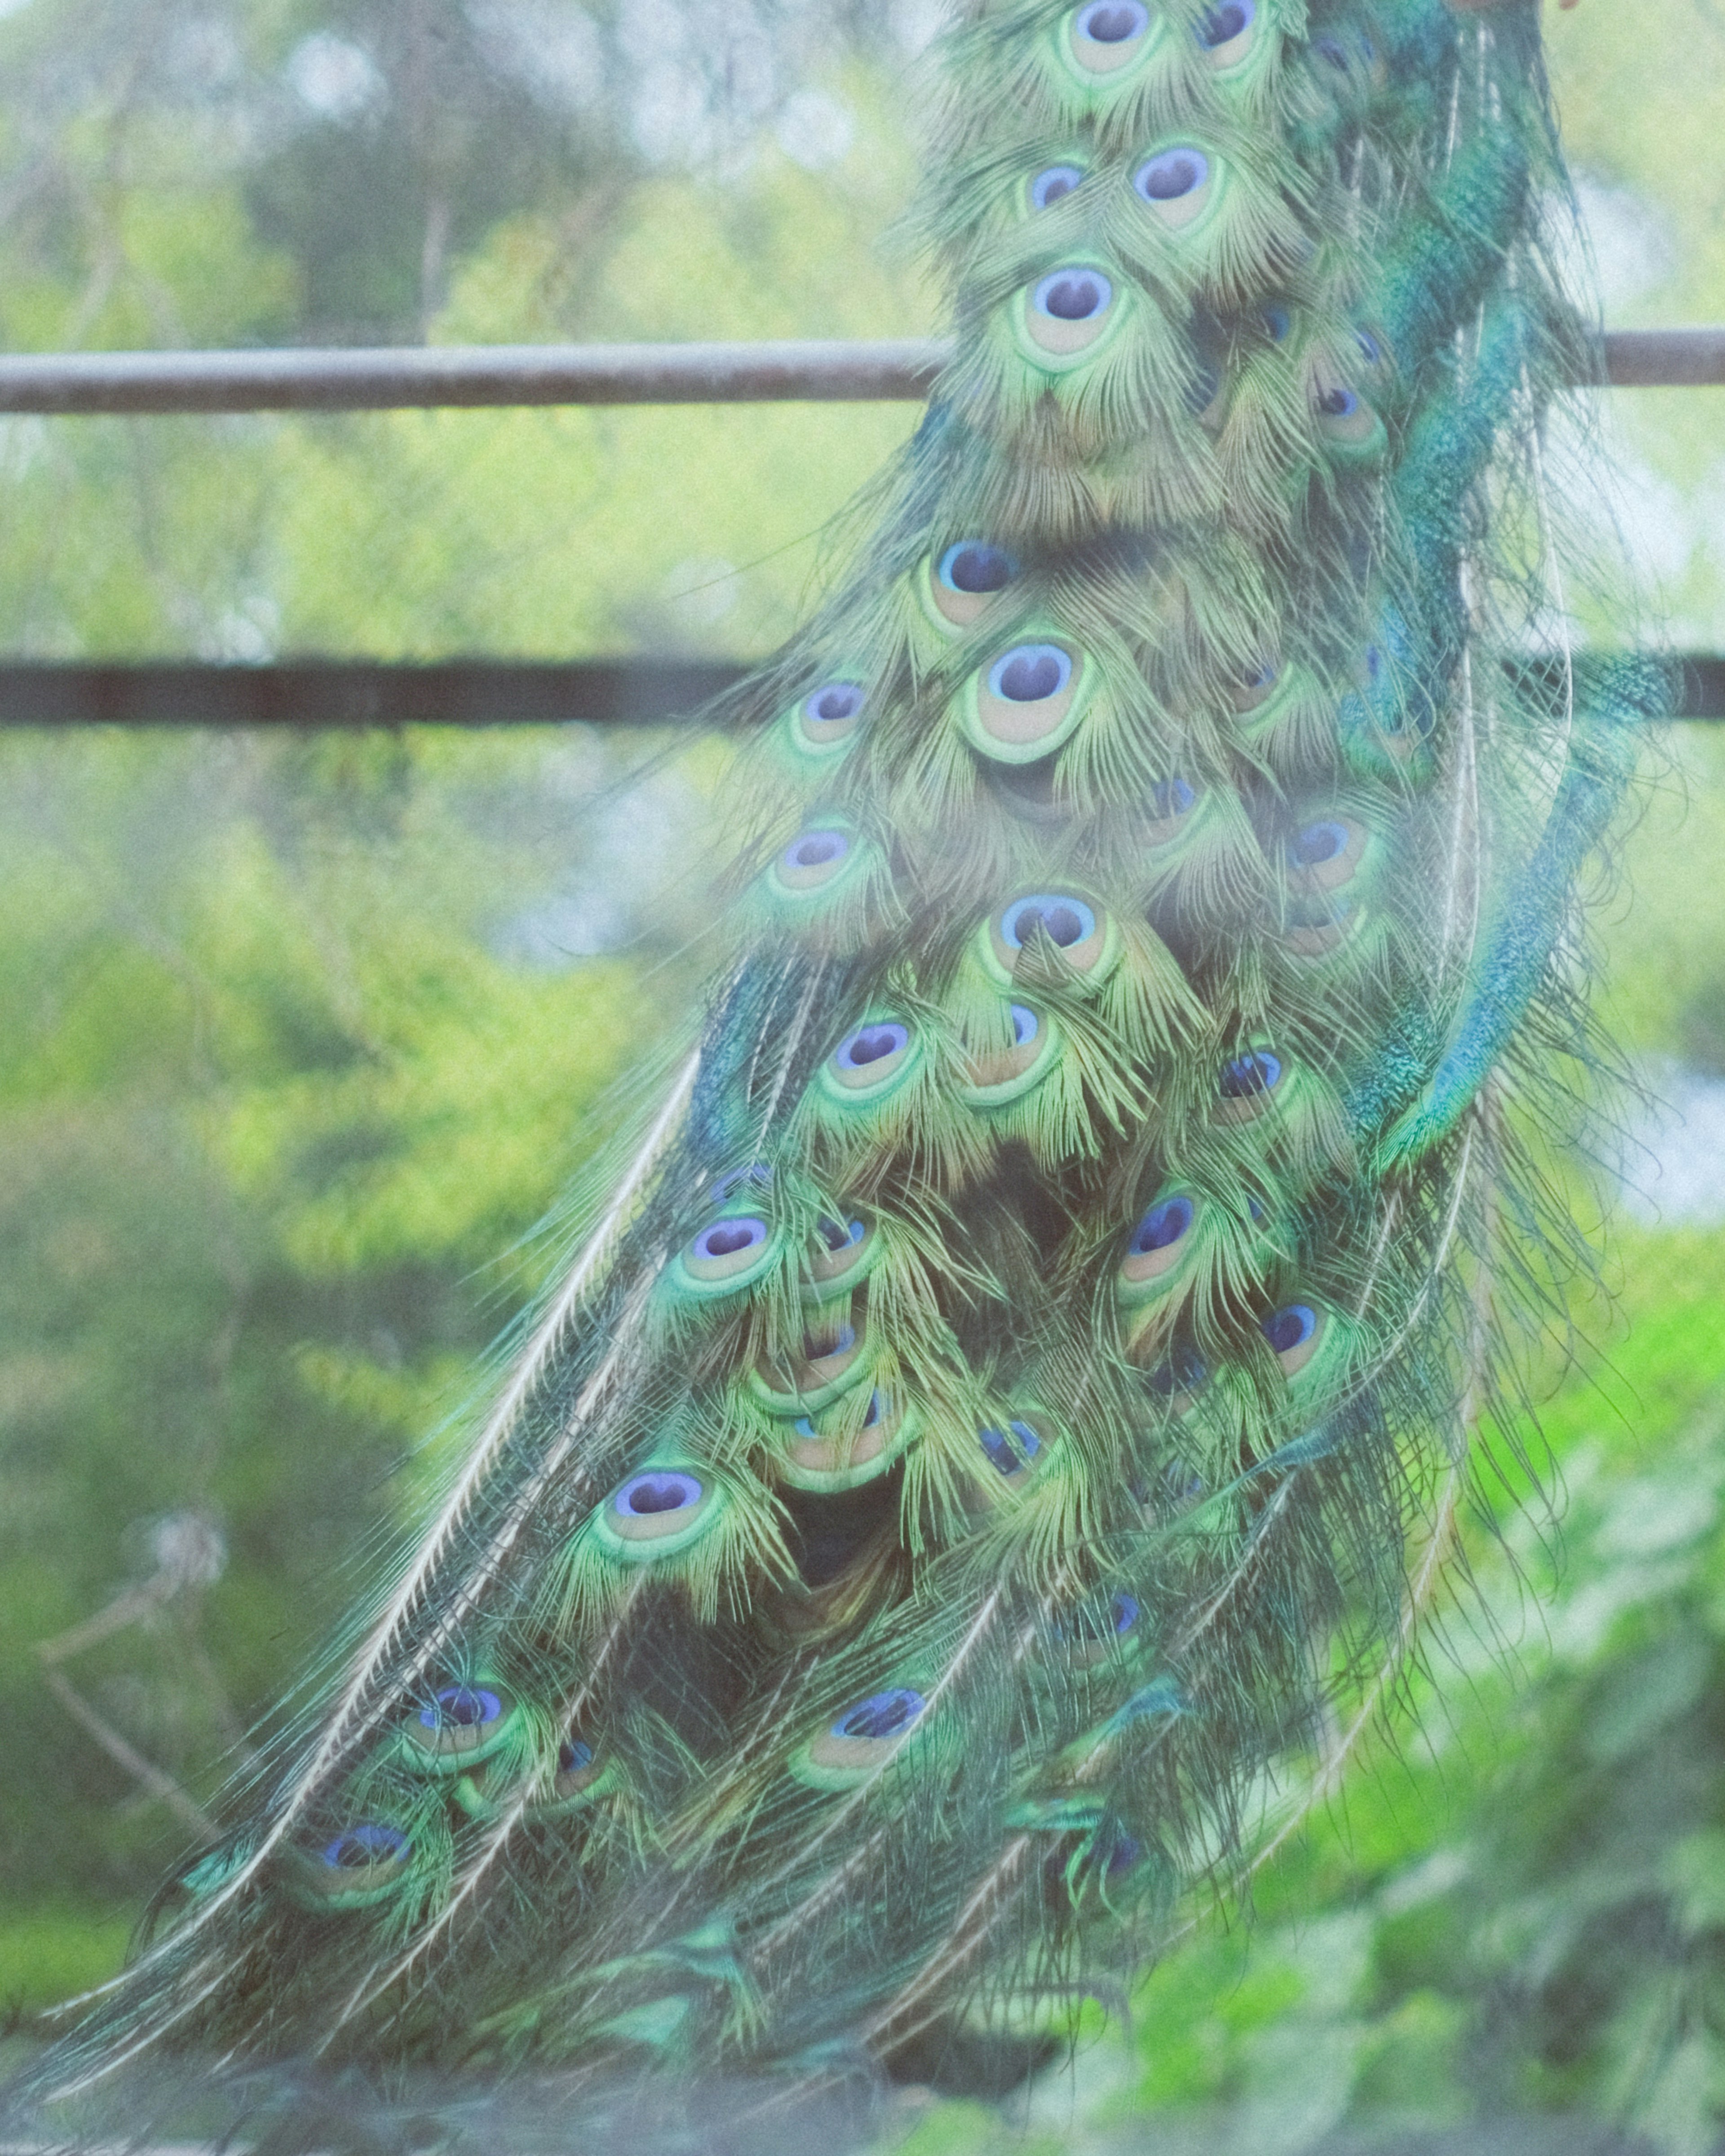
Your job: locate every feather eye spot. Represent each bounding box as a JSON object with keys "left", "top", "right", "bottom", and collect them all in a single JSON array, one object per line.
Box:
[
  {"left": 1220, "top": 1049, "right": 1282, "bottom": 1099},
  {"left": 692, "top": 1216, "right": 768, "bottom": 1263},
  {"left": 799, "top": 680, "right": 867, "bottom": 748},
  {"left": 969, "top": 638, "right": 1088, "bottom": 756},
  {"left": 940, "top": 541, "right": 1014, "bottom": 595},
  {"left": 1070, "top": 0, "right": 1151, "bottom": 68},
  {"left": 1261, "top": 303, "right": 1291, "bottom": 344},
  {"left": 1197, "top": 0, "right": 1253, "bottom": 47},
  {"left": 1033, "top": 269, "right": 1112, "bottom": 324},
  {"left": 818, "top": 1214, "right": 866, "bottom": 1252},
  {"left": 1261, "top": 1300, "right": 1326, "bottom": 1376},
  {"left": 1011, "top": 1003, "right": 1039, "bottom": 1047},
  {"left": 420, "top": 1685, "right": 503, "bottom": 1733},
  {"left": 559, "top": 1738, "right": 594, "bottom": 1774},
  {"left": 991, "top": 645, "right": 1074, "bottom": 705},
  {"left": 1135, "top": 147, "right": 1208, "bottom": 203},
  {"left": 1112, "top": 1590, "right": 1141, "bottom": 1634},
  {"left": 1355, "top": 328, "right": 1384, "bottom": 367},
  {"left": 322, "top": 1823, "right": 409, "bottom": 1873},
  {"left": 616, "top": 1470, "right": 704, "bottom": 1519},
  {"left": 677, "top": 1208, "right": 779, "bottom": 1295},
  {"left": 1150, "top": 775, "right": 1196, "bottom": 826},
  {"left": 1002, "top": 892, "right": 1095, "bottom": 949},
  {"left": 1132, "top": 1196, "right": 1193, "bottom": 1255},
  {"left": 1231, "top": 660, "right": 1280, "bottom": 715},
  {"left": 783, "top": 830, "right": 848, "bottom": 873},
  {"left": 1030, "top": 163, "right": 1086, "bottom": 211},
  {"left": 979, "top": 1418, "right": 1044, "bottom": 1479},
  {"left": 1261, "top": 1302, "right": 1316, "bottom": 1356},
  {"left": 929, "top": 541, "right": 1015, "bottom": 630},
  {"left": 1078, "top": 0, "right": 1146, "bottom": 38},
  {"left": 798, "top": 1683, "right": 929, "bottom": 1779},
  {"left": 836, "top": 1021, "right": 909, "bottom": 1071},
  {"left": 1290, "top": 820, "right": 1349, "bottom": 868},
  {"left": 836, "top": 1688, "right": 925, "bottom": 1741}
]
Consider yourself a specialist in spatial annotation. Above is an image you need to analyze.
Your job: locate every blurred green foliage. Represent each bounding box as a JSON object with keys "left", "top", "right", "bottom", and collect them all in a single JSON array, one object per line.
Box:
[{"left": 2, "top": 6, "right": 1725, "bottom": 2153}]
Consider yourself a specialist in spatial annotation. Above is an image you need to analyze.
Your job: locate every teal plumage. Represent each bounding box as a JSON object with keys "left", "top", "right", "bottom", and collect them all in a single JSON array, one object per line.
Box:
[{"left": 24, "top": 0, "right": 1665, "bottom": 2134}]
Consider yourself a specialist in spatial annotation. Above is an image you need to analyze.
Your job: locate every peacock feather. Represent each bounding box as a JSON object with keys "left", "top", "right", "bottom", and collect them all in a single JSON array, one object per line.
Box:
[{"left": 22, "top": 0, "right": 1667, "bottom": 2137}]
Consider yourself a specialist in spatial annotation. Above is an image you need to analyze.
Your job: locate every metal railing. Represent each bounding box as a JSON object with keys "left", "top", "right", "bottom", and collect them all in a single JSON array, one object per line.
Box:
[
  {"left": 0, "top": 327, "right": 1716, "bottom": 415},
  {"left": 0, "top": 328, "right": 1716, "bottom": 729}
]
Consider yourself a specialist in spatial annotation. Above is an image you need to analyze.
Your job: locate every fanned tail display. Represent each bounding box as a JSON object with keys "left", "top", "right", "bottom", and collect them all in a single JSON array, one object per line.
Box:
[{"left": 27, "top": 0, "right": 1666, "bottom": 2134}]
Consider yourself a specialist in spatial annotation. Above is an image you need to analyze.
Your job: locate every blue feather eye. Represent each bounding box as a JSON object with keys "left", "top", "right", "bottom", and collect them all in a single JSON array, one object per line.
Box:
[
  {"left": 670, "top": 1204, "right": 783, "bottom": 1303},
  {"left": 597, "top": 1465, "right": 717, "bottom": 1556},
  {"left": 1032, "top": 269, "right": 1112, "bottom": 326},
  {"left": 1261, "top": 1303, "right": 1315, "bottom": 1354},
  {"left": 1001, "top": 892, "right": 1095, "bottom": 950},
  {"left": 688, "top": 1215, "right": 769, "bottom": 1266},
  {"left": 291, "top": 1817, "right": 417, "bottom": 1906},
  {"left": 834, "top": 1021, "right": 909, "bottom": 1074},
  {"left": 1131, "top": 1196, "right": 1193, "bottom": 1254},
  {"left": 781, "top": 829, "right": 849, "bottom": 875},
  {"left": 836, "top": 1688, "right": 924, "bottom": 1741},
  {"left": 927, "top": 540, "right": 1017, "bottom": 632},
  {"left": 966, "top": 638, "right": 1090, "bottom": 761},
  {"left": 403, "top": 1679, "right": 519, "bottom": 1771},
  {"left": 782, "top": 1387, "right": 916, "bottom": 1491},
  {"left": 1314, "top": 378, "right": 1385, "bottom": 461},
  {"left": 799, "top": 681, "right": 867, "bottom": 747},
  {"left": 796, "top": 1681, "right": 930, "bottom": 1785},
  {"left": 1261, "top": 303, "right": 1291, "bottom": 343},
  {"left": 1030, "top": 163, "right": 1086, "bottom": 210},
  {"left": 559, "top": 1737, "right": 593, "bottom": 1775},
  {"left": 420, "top": 1685, "right": 501, "bottom": 1733},
  {"left": 322, "top": 1822, "right": 409, "bottom": 1872},
  {"left": 940, "top": 541, "right": 1014, "bottom": 595},
  {"left": 1196, "top": 0, "right": 1255, "bottom": 56},
  {"left": 978, "top": 1418, "right": 1043, "bottom": 1479},
  {"left": 1011, "top": 1003, "right": 1039, "bottom": 1046},
  {"left": 615, "top": 1470, "right": 703, "bottom": 1519},
  {"left": 1290, "top": 820, "right": 1348, "bottom": 868},
  {"left": 1261, "top": 1299, "right": 1326, "bottom": 1377},
  {"left": 983, "top": 890, "right": 1115, "bottom": 991},
  {"left": 1219, "top": 1048, "right": 1281, "bottom": 1100},
  {"left": 991, "top": 645, "right": 1073, "bottom": 704},
  {"left": 1134, "top": 148, "right": 1215, "bottom": 230},
  {"left": 1070, "top": 0, "right": 1151, "bottom": 70},
  {"left": 1119, "top": 1189, "right": 1199, "bottom": 1295}
]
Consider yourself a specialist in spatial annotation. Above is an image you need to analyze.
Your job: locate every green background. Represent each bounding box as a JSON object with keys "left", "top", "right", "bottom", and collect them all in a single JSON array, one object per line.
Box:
[{"left": 2, "top": 4, "right": 1725, "bottom": 2148}]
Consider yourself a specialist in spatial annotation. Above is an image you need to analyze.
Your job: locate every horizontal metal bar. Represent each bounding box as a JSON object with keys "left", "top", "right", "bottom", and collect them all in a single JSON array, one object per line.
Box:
[
  {"left": 0, "top": 655, "right": 1719, "bottom": 729},
  {"left": 0, "top": 328, "right": 1713, "bottom": 416},
  {"left": 0, "top": 659, "right": 746, "bottom": 728},
  {"left": 0, "top": 340, "right": 949, "bottom": 415}
]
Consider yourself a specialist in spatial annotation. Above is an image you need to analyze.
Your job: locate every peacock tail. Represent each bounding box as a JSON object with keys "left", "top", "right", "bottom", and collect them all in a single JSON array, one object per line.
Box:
[{"left": 29, "top": 0, "right": 1667, "bottom": 2131}]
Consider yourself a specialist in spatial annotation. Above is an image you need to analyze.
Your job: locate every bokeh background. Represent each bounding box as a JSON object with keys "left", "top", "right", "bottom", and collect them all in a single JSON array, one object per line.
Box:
[{"left": 1, "top": 3, "right": 1724, "bottom": 2149}]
